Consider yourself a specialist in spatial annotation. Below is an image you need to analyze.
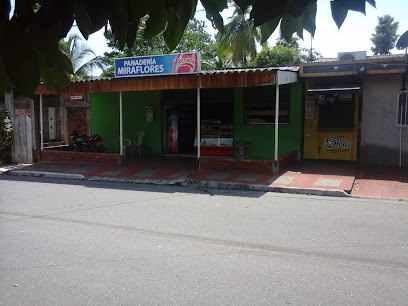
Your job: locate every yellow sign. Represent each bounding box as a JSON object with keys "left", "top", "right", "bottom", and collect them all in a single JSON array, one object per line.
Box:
[{"left": 318, "top": 132, "right": 354, "bottom": 160}]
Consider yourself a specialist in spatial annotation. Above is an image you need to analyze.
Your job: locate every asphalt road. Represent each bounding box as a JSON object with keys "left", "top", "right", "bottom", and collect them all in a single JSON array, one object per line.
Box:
[{"left": 1, "top": 176, "right": 407, "bottom": 305}]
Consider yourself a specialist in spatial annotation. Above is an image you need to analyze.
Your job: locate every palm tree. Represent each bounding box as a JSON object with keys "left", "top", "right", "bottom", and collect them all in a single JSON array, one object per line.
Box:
[
  {"left": 59, "top": 33, "right": 105, "bottom": 80},
  {"left": 216, "top": 3, "right": 262, "bottom": 67}
]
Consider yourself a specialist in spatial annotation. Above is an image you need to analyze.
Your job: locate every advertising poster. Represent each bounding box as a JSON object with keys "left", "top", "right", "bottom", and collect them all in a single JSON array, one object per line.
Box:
[
  {"left": 115, "top": 52, "right": 201, "bottom": 78},
  {"left": 167, "top": 112, "right": 179, "bottom": 153},
  {"left": 319, "top": 131, "right": 354, "bottom": 160}
]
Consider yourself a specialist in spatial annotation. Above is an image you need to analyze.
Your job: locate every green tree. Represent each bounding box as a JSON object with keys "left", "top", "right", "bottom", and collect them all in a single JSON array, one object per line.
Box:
[
  {"left": 174, "top": 19, "right": 215, "bottom": 55},
  {"left": 101, "top": 18, "right": 216, "bottom": 78},
  {"left": 0, "top": 0, "right": 376, "bottom": 96},
  {"left": 254, "top": 45, "right": 298, "bottom": 66},
  {"left": 276, "top": 33, "right": 301, "bottom": 50},
  {"left": 371, "top": 14, "right": 399, "bottom": 55},
  {"left": 59, "top": 33, "right": 105, "bottom": 80},
  {"left": 216, "top": 3, "right": 261, "bottom": 67},
  {"left": 276, "top": 33, "right": 322, "bottom": 63},
  {"left": 104, "top": 17, "right": 167, "bottom": 58}
]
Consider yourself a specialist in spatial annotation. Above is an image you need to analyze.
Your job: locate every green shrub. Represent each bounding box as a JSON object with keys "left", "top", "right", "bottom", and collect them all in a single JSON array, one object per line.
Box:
[{"left": 0, "top": 109, "right": 13, "bottom": 164}]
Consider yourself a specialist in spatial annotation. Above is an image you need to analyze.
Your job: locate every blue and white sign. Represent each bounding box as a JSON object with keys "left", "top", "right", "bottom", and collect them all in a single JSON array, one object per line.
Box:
[{"left": 114, "top": 52, "right": 201, "bottom": 78}]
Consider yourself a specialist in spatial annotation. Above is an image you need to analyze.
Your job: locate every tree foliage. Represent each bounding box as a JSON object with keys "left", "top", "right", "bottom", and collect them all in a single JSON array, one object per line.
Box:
[
  {"left": 0, "top": 0, "right": 376, "bottom": 96},
  {"left": 216, "top": 3, "right": 261, "bottom": 67},
  {"left": 370, "top": 14, "right": 399, "bottom": 55},
  {"left": 275, "top": 33, "right": 322, "bottom": 63},
  {"left": 59, "top": 33, "right": 105, "bottom": 80},
  {"left": 0, "top": 109, "right": 12, "bottom": 164},
  {"left": 254, "top": 45, "right": 298, "bottom": 67}
]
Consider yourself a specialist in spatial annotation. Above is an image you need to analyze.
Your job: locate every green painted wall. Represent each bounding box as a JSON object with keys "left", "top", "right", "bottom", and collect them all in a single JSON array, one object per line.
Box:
[
  {"left": 233, "top": 83, "right": 303, "bottom": 159},
  {"left": 91, "top": 92, "right": 119, "bottom": 153},
  {"left": 91, "top": 82, "right": 302, "bottom": 159},
  {"left": 123, "top": 91, "right": 162, "bottom": 155},
  {"left": 91, "top": 91, "right": 162, "bottom": 154}
]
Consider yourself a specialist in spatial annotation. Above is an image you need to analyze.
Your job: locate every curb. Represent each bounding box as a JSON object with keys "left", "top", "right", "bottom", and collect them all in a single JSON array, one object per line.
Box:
[
  {"left": 87, "top": 176, "right": 184, "bottom": 186},
  {"left": 186, "top": 180, "right": 350, "bottom": 197},
  {"left": 8, "top": 170, "right": 85, "bottom": 180},
  {"left": 0, "top": 164, "right": 31, "bottom": 174},
  {"left": 6, "top": 169, "right": 350, "bottom": 198}
]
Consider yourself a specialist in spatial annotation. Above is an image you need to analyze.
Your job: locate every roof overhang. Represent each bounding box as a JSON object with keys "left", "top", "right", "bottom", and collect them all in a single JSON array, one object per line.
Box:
[
  {"left": 307, "top": 86, "right": 360, "bottom": 95},
  {"left": 300, "top": 55, "right": 408, "bottom": 77},
  {"left": 35, "top": 67, "right": 299, "bottom": 95},
  {"left": 277, "top": 70, "right": 298, "bottom": 85}
]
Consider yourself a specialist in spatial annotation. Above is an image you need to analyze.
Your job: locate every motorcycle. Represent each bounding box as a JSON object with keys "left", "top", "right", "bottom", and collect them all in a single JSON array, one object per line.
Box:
[{"left": 70, "top": 127, "right": 105, "bottom": 152}]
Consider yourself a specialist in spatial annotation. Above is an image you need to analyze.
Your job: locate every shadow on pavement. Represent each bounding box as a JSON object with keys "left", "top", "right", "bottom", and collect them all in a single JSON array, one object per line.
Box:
[{"left": 0, "top": 174, "right": 269, "bottom": 199}]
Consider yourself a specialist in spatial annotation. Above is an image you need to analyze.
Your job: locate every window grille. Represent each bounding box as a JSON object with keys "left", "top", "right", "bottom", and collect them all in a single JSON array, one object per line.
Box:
[
  {"left": 318, "top": 94, "right": 354, "bottom": 129},
  {"left": 244, "top": 85, "right": 290, "bottom": 124},
  {"left": 397, "top": 91, "right": 408, "bottom": 127}
]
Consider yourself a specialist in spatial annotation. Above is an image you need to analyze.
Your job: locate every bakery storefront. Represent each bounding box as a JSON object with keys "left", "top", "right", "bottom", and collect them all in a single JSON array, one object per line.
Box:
[{"left": 35, "top": 53, "right": 303, "bottom": 173}]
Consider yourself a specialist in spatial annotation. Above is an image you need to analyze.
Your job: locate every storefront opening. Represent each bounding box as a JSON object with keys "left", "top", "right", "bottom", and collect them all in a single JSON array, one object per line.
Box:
[{"left": 162, "top": 88, "right": 234, "bottom": 155}]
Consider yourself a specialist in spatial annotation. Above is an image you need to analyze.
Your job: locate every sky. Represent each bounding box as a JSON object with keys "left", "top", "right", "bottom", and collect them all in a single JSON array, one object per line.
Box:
[
  {"left": 79, "top": 0, "right": 408, "bottom": 59},
  {"left": 293, "top": 0, "right": 408, "bottom": 57},
  {"left": 9, "top": 0, "right": 408, "bottom": 58}
]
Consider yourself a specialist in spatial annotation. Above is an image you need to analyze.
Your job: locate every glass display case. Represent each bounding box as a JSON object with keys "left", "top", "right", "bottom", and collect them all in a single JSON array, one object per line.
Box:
[{"left": 195, "top": 120, "right": 233, "bottom": 156}]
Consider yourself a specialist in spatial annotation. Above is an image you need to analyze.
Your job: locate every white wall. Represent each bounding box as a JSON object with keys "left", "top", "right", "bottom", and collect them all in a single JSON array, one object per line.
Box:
[{"left": 360, "top": 74, "right": 408, "bottom": 166}]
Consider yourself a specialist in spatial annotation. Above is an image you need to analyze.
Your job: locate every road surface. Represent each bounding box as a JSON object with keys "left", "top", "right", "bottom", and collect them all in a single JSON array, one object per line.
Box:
[{"left": 1, "top": 176, "right": 407, "bottom": 305}]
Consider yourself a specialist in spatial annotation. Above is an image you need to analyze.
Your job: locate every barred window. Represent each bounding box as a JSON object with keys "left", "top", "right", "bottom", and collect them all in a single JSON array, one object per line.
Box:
[
  {"left": 397, "top": 91, "right": 408, "bottom": 127},
  {"left": 318, "top": 93, "right": 355, "bottom": 129},
  {"left": 244, "top": 85, "right": 290, "bottom": 124}
]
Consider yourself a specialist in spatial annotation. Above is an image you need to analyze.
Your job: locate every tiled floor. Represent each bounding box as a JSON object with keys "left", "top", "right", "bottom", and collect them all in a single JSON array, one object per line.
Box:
[
  {"left": 352, "top": 166, "right": 408, "bottom": 199},
  {"left": 4, "top": 158, "right": 408, "bottom": 200}
]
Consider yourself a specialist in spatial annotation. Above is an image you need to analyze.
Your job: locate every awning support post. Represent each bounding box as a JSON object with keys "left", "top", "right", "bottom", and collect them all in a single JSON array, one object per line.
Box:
[
  {"left": 273, "top": 83, "right": 280, "bottom": 174},
  {"left": 119, "top": 91, "right": 123, "bottom": 157},
  {"left": 40, "top": 94, "right": 44, "bottom": 150},
  {"left": 197, "top": 76, "right": 201, "bottom": 168}
]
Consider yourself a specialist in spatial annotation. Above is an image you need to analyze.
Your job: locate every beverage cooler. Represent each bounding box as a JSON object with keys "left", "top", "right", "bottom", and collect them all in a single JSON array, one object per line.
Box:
[{"left": 303, "top": 86, "right": 360, "bottom": 161}]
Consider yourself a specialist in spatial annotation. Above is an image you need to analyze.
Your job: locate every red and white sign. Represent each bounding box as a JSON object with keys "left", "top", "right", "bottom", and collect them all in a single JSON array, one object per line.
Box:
[{"left": 15, "top": 109, "right": 31, "bottom": 118}]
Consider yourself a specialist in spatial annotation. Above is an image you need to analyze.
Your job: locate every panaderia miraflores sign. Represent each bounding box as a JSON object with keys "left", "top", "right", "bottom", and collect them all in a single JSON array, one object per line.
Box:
[{"left": 114, "top": 52, "right": 201, "bottom": 78}]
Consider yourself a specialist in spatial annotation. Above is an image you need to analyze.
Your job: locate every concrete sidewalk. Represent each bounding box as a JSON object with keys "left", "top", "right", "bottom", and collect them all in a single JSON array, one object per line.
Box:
[{"left": 1, "top": 159, "right": 408, "bottom": 200}]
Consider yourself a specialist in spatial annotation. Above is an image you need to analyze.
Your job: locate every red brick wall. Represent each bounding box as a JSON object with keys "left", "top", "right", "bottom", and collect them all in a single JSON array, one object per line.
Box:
[
  {"left": 200, "top": 157, "right": 274, "bottom": 173},
  {"left": 199, "top": 151, "right": 297, "bottom": 174},
  {"left": 36, "top": 150, "right": 121, "bottom": 166},
  {"left": 67, "top": 108, "right": 88, "bottom": 137}
]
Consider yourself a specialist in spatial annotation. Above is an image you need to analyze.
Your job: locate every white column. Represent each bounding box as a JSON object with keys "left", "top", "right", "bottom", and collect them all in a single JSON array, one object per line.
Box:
[
  {"left": 40, "top": 94, "right": 44, "bottom": 150},
  {"left": 274, "top": 84, "right": 280, "bottom": 162},
  {"left": 30, "top": 98, "right": 37, "bottom": 150},
  {"left": 197, "top": 85, "right": 201, "bottom": 161},
  {"left": 119, "top": 91, "right": 123, "bottom": 156}
]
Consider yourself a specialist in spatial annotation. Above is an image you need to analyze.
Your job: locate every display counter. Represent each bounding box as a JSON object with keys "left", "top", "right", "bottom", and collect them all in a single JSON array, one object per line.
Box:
[{"left": 195, "top": 122, "right": 233, "bottom": 156}]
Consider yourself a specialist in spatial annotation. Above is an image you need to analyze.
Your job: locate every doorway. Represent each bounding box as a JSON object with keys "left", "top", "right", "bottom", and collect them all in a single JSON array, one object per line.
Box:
[{"left": 162, "top": 90, "right": 197, "bottom": 155}]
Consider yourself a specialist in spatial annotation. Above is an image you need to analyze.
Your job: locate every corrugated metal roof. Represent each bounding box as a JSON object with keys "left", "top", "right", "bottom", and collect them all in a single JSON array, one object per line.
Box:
[
  {"left": 310, "top": 53, "right": 407, "bottom": 63},
  {"left": 35, "top": 65, "right": 299, "bottom": 94},
  {"left": 201, "top": 66, "right": 299, "bottom": 75},
  {"left": 73, "top": 66, "right": 299, "bottom": 83}
]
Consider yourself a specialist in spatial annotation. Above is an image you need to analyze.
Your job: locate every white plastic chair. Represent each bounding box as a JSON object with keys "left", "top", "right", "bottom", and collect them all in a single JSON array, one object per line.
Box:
[
  {"left": 116, "top": 136, "right": 133, "bottom": 160},
  {"left": 133, "top": 132, "right": 145, "bottom": 159}
]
